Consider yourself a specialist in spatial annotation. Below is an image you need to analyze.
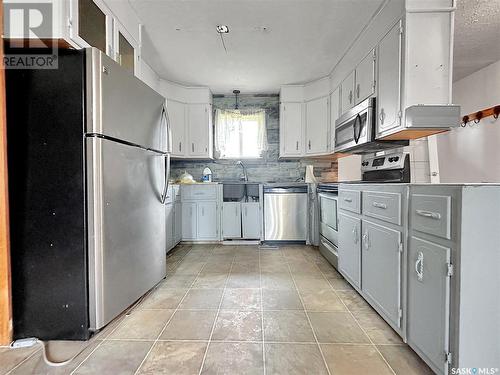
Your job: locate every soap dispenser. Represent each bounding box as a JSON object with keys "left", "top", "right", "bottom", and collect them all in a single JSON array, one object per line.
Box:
[{"left": 202, "top": 167, "right": 213, "bottom": 182}]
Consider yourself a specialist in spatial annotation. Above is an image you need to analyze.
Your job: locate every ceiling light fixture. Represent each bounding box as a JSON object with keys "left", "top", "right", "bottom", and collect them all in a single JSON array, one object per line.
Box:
[{"left": 216, "top": 25, "right": 229, "bottom": 34}]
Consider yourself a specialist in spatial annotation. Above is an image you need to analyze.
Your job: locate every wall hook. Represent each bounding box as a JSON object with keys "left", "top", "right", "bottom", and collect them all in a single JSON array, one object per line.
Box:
[
  {"left": 461, "top": 115, "right": 469, "bottom": 127},
  {"left": 473, "top": 111, "right": 483, "bottom": 124},
  {"left": 493, "top": 106, "right": 500, "bottom": 120}
]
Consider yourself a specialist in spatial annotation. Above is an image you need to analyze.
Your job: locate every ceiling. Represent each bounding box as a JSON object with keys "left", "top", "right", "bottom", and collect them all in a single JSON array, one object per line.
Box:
[
  {"left": 130, "top": 0, "right": 384, "bottom": 94},
  {"left": 453, "top": 0, "right": 500, "bottom": 81}
]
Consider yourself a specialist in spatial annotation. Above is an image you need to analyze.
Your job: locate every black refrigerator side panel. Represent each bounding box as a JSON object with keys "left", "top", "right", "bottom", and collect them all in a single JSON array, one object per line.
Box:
[{"left": 6, "top": 49, "right": 90, "bottom": 340}]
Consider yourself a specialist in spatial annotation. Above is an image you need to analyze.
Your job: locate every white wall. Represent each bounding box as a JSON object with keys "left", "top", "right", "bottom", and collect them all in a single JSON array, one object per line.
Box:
[{"left": 436, "top": 59, "right": 500, "bottom": 183}]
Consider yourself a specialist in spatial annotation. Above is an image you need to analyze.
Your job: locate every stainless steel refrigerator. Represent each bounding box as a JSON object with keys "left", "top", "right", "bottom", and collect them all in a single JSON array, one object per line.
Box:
[{"left": 6, "top": 48, "right": 171, "bottom": 340}]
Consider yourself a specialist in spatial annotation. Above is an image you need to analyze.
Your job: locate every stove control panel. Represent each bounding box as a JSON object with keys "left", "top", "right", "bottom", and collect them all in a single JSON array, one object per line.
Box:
[{"left": 361, "top": 152, "right": 408, "bottom": 172}]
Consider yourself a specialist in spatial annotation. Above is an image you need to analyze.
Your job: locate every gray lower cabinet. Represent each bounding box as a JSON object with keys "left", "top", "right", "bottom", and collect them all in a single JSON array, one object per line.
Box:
[
  {"left": 361, "top": 219, "right": 402, "bottom": 328},
  {"left": 338, "top": 213, "right": 361, "bottom": 288},
  {"left": 182, "top": 202, "right": 197, "bottom": 240},
  {"left": 197, "top": 201, "right": 218, "bottom": 240},
  {"left": 222, "top": 202, "right": 241, "bottom": 239},
  {"left": 407, "top": 236, "right": 451, "bottom": 375},
  {"left": 242, "top": 202, "right": 260, "bottom": 239},
  {"left": 174, "top": 201, "right": 182, "bottom": 244},
  {"left": 165, "top": 202, "right": 174, "bottom": 251}
]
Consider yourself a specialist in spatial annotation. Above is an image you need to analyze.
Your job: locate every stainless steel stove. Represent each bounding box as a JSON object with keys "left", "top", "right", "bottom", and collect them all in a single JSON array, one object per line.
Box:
[{"left": 360, "top": 151, "right": 410, "bottom": 183}]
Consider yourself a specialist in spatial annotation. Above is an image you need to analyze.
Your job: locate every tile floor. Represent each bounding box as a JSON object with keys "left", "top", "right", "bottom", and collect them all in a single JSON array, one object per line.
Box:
[{"left": 0, "top": 244, "right": 434, "bottom": 375}]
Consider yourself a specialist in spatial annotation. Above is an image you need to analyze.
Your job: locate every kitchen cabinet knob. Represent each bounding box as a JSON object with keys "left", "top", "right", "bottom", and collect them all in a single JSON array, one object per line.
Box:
[
  {"left": 362, "top": 232, "right": 370, "bottom": 250},
  {"left": 415, "top": 251, "right": 424, "bottom": 281},
  {"left": 416, "top": 210, "right": 441, "bottom": 220},
  {"left": 379, "top": 111, "right": 385, "bottom": 125}
]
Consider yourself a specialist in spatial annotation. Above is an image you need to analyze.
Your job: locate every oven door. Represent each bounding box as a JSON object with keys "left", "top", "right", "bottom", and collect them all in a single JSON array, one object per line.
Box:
[
  {"left": 334, "top": 98, "right": 374, "bottom": 153},
  {"left": 318, "top": 193, "right": 338, "bottom": 247}
]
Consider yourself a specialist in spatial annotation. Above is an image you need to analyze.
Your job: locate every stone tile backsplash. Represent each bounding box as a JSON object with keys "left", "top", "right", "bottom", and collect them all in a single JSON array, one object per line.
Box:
[{"left": 171, "top": 94, "right": 337, "bottom": 183}]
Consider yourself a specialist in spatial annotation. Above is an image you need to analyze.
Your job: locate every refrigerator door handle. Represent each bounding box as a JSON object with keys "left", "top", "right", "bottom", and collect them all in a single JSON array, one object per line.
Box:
[
  {"left": 160, "top": 153, "right": 170, "bottom": 204},
  {"left": 162, "top": 104, "right": 172, "bottom": 153}
]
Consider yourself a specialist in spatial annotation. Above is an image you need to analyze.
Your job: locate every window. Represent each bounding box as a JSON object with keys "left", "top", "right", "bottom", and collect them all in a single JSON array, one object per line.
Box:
[{"left": 215, "top": 109, "right": 267, "bottom": 159}]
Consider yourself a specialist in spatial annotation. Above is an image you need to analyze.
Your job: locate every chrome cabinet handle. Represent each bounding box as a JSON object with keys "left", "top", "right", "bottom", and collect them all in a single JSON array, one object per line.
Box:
[
  {"left": 416, "top": 210, "right": 441, "bottom": 220},
  {"left": 356, "top": 83, "right": 360, "bottom": 99},
  {"left": 379, "top": 111, "right": 385, "bottom": 125},
  {"left": 179, "top": 142, "right": 182, "bottom": 152},
  {"left": 192, "top": 143, "right": 195, "bottom": 153},
  {"left": 308, "top": 140, "right": 311, "bottom": 150},
  {"left": 415, "top": 251, "right": 424, "bottom": 281},
  {"left": 352, "top": 227, "right": 358, "bottom": 244},
  {"left": 348, "top": 90, "right": 353, "bottom": 104},
  {"left": 296, "top": 141, "right": 299, "bottom": 150},
  {"left": 372, "top": 202, "right": 387, "bottom": 209},
  {"left": 362, "top": 232, "right": 370, "bottom": 250},
  {"left": 344, "top": 197, "right": 353, "bottom": 203}
]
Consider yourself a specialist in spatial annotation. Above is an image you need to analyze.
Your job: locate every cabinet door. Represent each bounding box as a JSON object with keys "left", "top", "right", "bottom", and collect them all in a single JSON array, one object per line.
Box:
[
  {"left": 242, "top": 202, "right": 261, "bottom": 239},
  {"left": 165, "top": 203, "right": 174, "bottom": 251},
  {"left": 361, "top": 220, "right": 401, "bottom": 327},
  {"left": 355, "top": 49, "right": 376, "bottom": 104},
  {"left": 168, "top": 100, "right": 186, "bottom": 157},
  {"left": 305, "top": 96, "right": 329, "bottom": 155},
  {"left": 71, "top": 0, "right": 110, "bottom": 55},
  {"left": 338, "top": 213, "right": 361, "bottom": 288},
  {"left": 174, "top": 201, "right": 182, "bottom": 244},
  {"left": 341, "top": 71, "right": 355, "bottom": 114},
  {"left": 408, "top": 236, "right": 451, "bottom": 375},
  {"left": 197, "top": 201, "right": 218, "bottom": 239},
  {"left": 182, "top": 203, "right": 197, "bottom": 240},
  {"left": 377, "top": 22, "right": 402, "bottom": 137},
  {"left": 188, "top": 104, "right": 211, "bottom": 157},
  {"left": 280, "top": 102, "right": 303, "bottom": 157},
  {"left": 223, "top": 202, "right": 241, "bottom": 239},
  {"left": 117, "top": 31, "right": 135, "bottom": 74},
  {"left": 329, "top": 87, "right": 340, "bottom": 153}
]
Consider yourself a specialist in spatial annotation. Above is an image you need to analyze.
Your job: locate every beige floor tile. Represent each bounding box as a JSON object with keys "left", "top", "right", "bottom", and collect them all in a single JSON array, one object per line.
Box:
[
  {"left": 74, "top": 340, "right": 152, "bottom": 375},
  {"left": 226, "top": 273, "right": 261, "bottom": 288},
  {"left": 263, "top": 311, "right": 315, "bottom": 342},
  {"left": 221, "top": 288, "right": 261, "bottom": 310},
  {"left": 337, "top": 290, "right": 372, "bottom": 311},
  {"left": 137, "top": 341, "right": 207, "bottom": 375},
  {"left": 173, "top": 261, "right": 206, "bottom": 275},
  {"left": 202, "top": 262, "right": 232, "bottom": 273},
  {"left": 8, "top": 341, "right": 100, "bottom": 375},
  {"left": 352, "top": 309, "right": 403, "bottom": 344},
  {"left": 109, "top": 309, "right": 174, "bottom": 340},
  {"left": 212, "top": 310, "right": 262, "bottom": 341},
  {"left": 201, "top": 342, "right": 263, "bottom": 375},
  {"left": 288, "top": 261, "right": 321, "bottom": 275},
  {"left": 265, "top": 343, "right": 328, "bottom": 375},
  {"left": 179, "top": 289, "right": 223, "bottom": 309},
  {"left": 0, "top": 346, "right": 41, "bottom": 374},
  {"left": 160, "top": 274, "right": 197, "bottom": 289},
  {"left": 328, "top": 277, "right": 354, "bottom": 291},
  {"left": 232, "top": 262, "right": 260, "bottom": 273},
  {"left": 293, "top": 276, "right": 331, "bottom": 291},
  {"left": 160, "top": 310, "right": 217, "bottom": 340},
  {"left": 260, "top": 262, "right": 290, "bottom": 273},
  {"left": 212, "top": 246, "right": 237, "bottom": 255},
  {"left": 308, "top": 312, "right": 370, "bottom": 344},
  {"left": 300, "top": 289, "right": 347, "bottom": 311},
  {"left": 192, "top": 273, "right": 228, "bottom": 289},
  {"left": 139, "top": 288, "right": 187, "bottom": 309},
  {"left": 262, "top": 289, "right": 303, "bottom": 310},
  {"left": 321, "top": 344, "right": 393, "bottom": 375},
  {"left": 317, "top": 264, "right": 343, "bottom": 278},
  {"left": 377, "top": 345, "right": 434, "bottom": 375},
  {"left": 261, "top": 273, "right": 295, "bottom": 290}
]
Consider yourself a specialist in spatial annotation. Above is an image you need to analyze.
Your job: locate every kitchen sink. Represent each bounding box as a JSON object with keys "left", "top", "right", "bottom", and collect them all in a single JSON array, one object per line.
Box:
[{"left": 222, "top": 182, "right": 260, "bottom": 202}]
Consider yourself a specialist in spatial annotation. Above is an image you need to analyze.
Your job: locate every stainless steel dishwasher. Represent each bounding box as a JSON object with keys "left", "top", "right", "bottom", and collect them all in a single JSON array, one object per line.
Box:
[{"left": 263, "top": 185, "right": 308, "bottom": 241}]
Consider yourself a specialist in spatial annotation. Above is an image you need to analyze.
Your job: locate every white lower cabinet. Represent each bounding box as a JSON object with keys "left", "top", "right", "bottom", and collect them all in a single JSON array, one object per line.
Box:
[
  {"left": 361, "top": 220, "right": 402, "bottom": 327},
  {"left": 223, "top": 202, "right": 241, "bottom": 239},
  {"left": 174, "top": 201, "right": 182, "bottom": 244},
  {"left": 338, "top": 213, "right": 361, "bottom": 288},
  {"left": 242, "top": 202, "right": 260, "bottom": 239},
  {"left": 197, "top": 201, "right": 218, "bottom": 240},
  {"left": 165, "top": 202, "right": 174, "bottom": 252},
  {"left": 182, "top": 202, "right": 197, "bottom": 240}
]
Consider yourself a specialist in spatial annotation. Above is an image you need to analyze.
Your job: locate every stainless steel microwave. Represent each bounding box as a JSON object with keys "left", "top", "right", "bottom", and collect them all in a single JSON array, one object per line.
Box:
[{"left": 334, "top": 97, "right": 408, "bottom": 154}]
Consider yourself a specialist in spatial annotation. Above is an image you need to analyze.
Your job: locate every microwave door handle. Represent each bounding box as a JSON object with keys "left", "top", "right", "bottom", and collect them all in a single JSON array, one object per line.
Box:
[{"left": 353, "top": 114, "right": 362, "bottom": 143}]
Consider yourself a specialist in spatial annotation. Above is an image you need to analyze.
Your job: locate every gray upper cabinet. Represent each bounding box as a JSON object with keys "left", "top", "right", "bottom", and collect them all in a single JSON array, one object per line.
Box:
[
  {"left": 354, "top": 49, "right": 376, "bottom": 105},
  {"left": 376, "top": 21, "right": 402, "bottom": 138},
  {"left": 361, "top": 220, "right": 402, "bottom": 327},
  {"left": 407, "top": 236, "right": 451, "bottom": 375},
  {"left": 340, "top": 71, "right": 355, "bottom": 114},
  {"left": 338, "top": 213, "right": 361, "bottom": 288}
]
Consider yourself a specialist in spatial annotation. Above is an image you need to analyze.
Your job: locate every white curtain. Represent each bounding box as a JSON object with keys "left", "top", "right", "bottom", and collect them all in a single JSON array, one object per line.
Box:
[{"left": 215, "top": 108, "right": 267, "bottom": 159}]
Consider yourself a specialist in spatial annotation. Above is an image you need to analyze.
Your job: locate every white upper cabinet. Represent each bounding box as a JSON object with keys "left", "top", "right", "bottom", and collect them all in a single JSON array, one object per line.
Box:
[
  {"left": 187, "top": 103, "right": 213, "bottom": 158},
  {"left": 340, "top": 71, "right": 355, "bottom": 114},
  {"left": 70, "top": 0, "right": 111, "bottom": 55},
  {"left": 167, "top": 100, "right": 186, "bottom": 157},
  {"left": 305, "top": 96, "right": 329, "bottom": 155},
  {"left": 377, "top": 22, "right": 403, "bottom": 138},
  {"left": 280, "top": 102, "right": 303, "bottom": 157},
  {"left": 329, "top": 87, "right": 340, "bottom": 153},
  {"left": 355, "top": 49, "right": 376, "bottom": 105}
]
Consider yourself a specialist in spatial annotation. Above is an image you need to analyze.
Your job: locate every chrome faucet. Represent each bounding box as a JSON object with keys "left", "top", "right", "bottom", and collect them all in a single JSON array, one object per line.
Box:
[{"left": 236, "top": 160, "right": 248, "bottom": 182}]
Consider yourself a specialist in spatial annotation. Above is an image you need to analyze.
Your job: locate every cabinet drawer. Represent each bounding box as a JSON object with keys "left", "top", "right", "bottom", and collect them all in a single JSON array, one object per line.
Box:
[
  {"left": 411, "top": 194, "right": 451, "bottom": 239},
  {"left": 363, "top": 191, "right": 401, "bottom": 225},
  {"left": 181, "top": 185, "right": 218, "bottom": 201},
  {"left": 339, "top": 190, "right": 361, "bottom": 214}
]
